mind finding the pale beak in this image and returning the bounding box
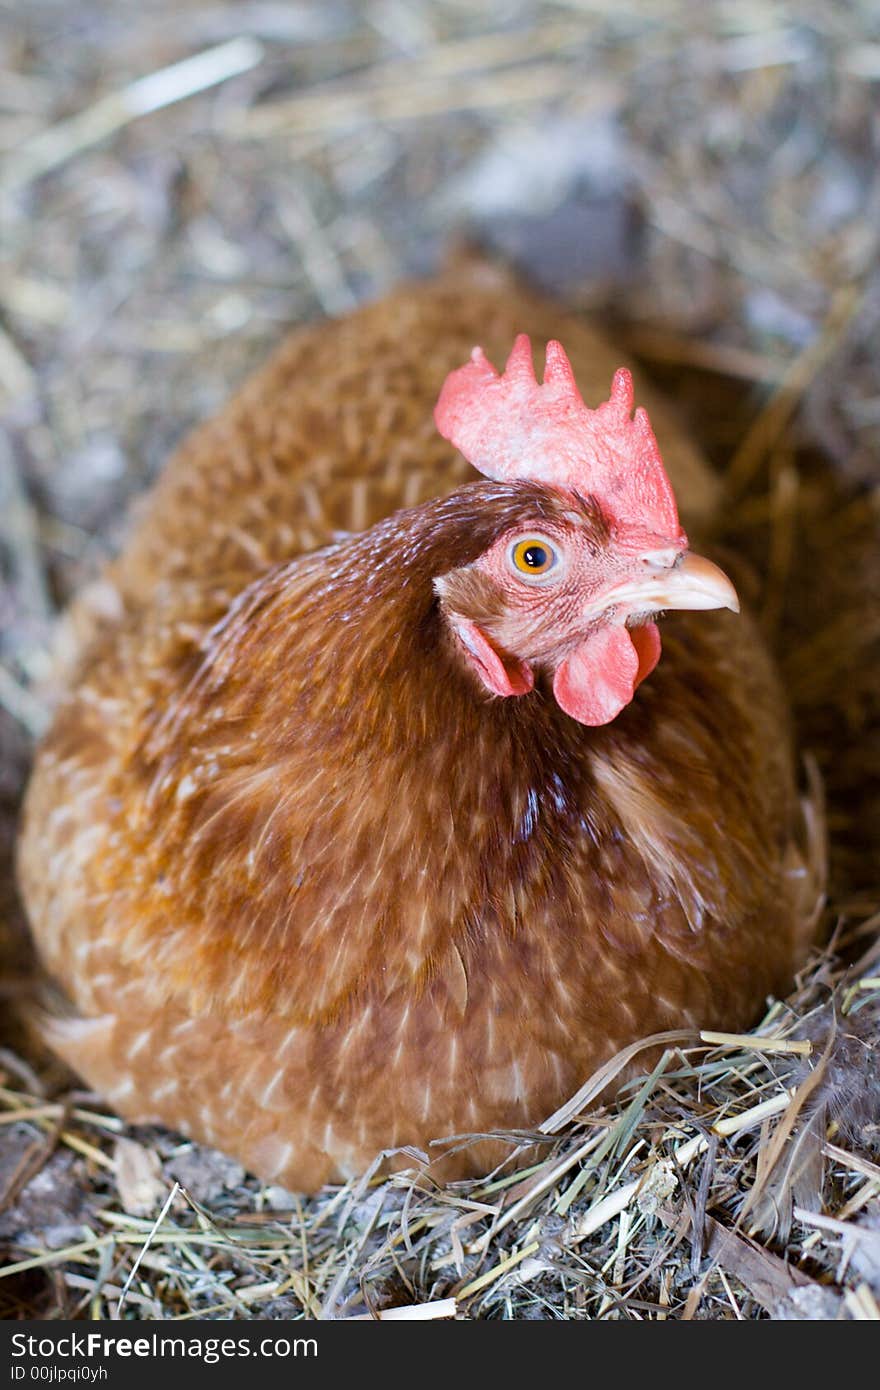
[599,551,740,617]
[647,551,740,613]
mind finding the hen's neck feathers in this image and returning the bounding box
[147,481,589,761]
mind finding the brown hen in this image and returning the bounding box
[17,262,817,1190]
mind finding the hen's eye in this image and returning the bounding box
[510,537,559,578]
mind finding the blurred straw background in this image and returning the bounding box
[1,0,879,1320]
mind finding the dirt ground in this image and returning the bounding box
[1,0,879,1319]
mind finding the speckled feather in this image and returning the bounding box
[18,265,814,1190]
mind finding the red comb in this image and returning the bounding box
[434,334,684,544]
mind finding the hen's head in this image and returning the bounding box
[433,335,738,726]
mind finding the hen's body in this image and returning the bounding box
[19,265,813,1189]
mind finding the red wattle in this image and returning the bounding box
[552,623,660,726]
[630,622,661,688]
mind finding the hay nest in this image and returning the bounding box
[1,0,879,1319]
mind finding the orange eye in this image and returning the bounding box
[510,537,559,577]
